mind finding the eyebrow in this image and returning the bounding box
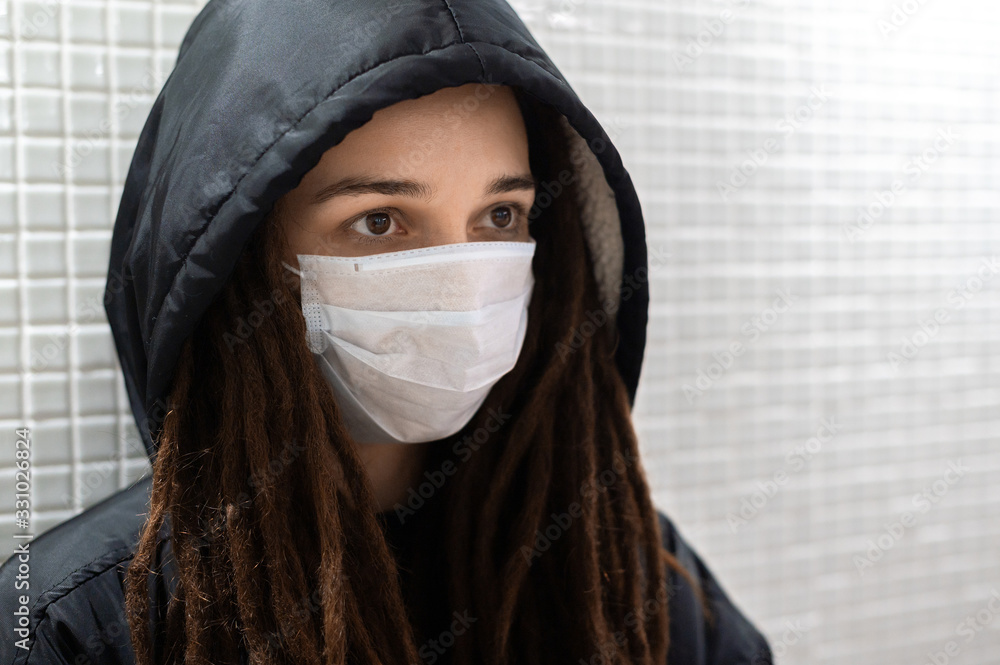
[310,173,537,204]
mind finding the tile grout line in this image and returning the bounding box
[109,0,127,488]
[12,1,34,478]
[61,0,82,515]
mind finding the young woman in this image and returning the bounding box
[0,1,771,664]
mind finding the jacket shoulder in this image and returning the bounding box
[0,476,152,665]
[656,509,773,665]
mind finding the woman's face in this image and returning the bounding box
[277,83,537,265]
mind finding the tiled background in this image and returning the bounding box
[1,0,998,663]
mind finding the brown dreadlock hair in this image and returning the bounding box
[124,88,706,665]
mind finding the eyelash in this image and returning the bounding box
[347,203,530,245]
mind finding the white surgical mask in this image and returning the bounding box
[282,240,536,444]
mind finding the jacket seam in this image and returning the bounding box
[440,0,466,42]
[440,0,488,77]
[467,43,488,79]
[146,41,566,355]
[18,546,136,665]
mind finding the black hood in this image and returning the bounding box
[104,0,651,462]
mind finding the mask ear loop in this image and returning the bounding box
[282,260,304,278]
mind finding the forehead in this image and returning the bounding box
[308,84,530,174]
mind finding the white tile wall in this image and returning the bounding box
[510,0,999,663]
[0,0,198,549]
[1,1,998,664]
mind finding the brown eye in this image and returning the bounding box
[364,212,392,235]
[490,206,514,228]
[348,210,399,244]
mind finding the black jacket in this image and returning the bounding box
[0,0,772,663]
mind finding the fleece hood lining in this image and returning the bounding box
[558,114,625,311]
